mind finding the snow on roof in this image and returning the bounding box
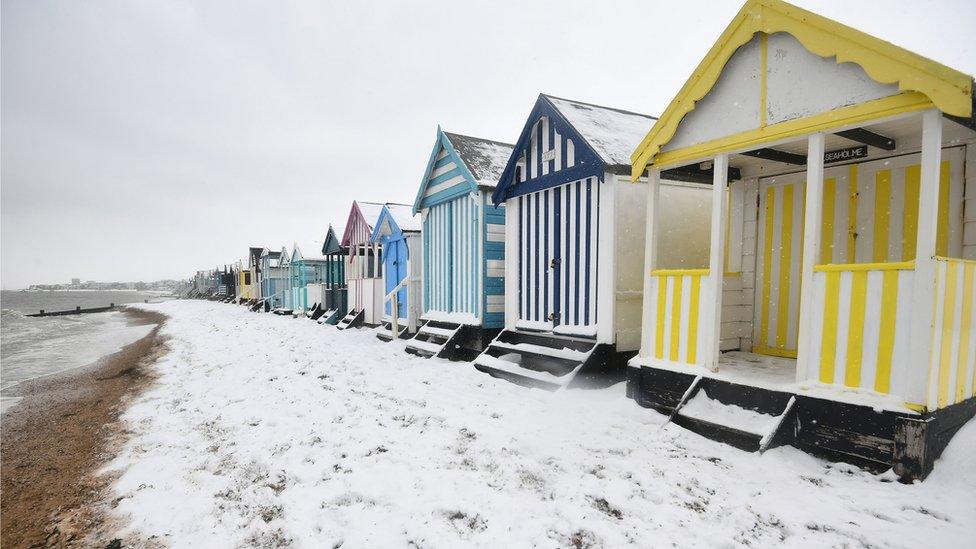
[384,203,421,232]
[444,132,514,189]
[544,94,657,167]
[294,241,329,262]
[356,201,386,228]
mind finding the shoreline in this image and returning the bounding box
[0,307,168,548]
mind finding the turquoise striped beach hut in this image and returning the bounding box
[404,128,513,361]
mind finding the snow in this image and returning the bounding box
[418,325,458,338]
[631,350,917,414]
[383,203,422,233]
[404,338,444,354]
[490,340,589,361]
[472,353,572,386]
[553,323,599,337]
[354,201,386,229]
[545,95,656,167]
[422,310,480,325]
[679,392,779,436]
[106,300,976,548]
[444,132,514,189]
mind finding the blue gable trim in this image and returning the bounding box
[369,205,405,245]
[412,127,478,214]
[421,183,472,210]
[491,95,605,205]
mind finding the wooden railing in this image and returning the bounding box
[929,257,976,408]
[647,269,710,365]
[808,261,915,395]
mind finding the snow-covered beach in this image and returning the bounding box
[105,300,976,548]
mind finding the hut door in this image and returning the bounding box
[754,177,805,358]
[519,187,558,330]
[519,177,600,333]
[386,239,408,318]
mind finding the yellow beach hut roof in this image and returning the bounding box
[631,0,974,179]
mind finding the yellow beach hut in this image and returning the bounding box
[627,0,975,480]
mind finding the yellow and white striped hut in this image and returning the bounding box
[627,0,975,480]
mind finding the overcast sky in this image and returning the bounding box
[2,0,974,289]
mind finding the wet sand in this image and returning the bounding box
[1,308,167,548]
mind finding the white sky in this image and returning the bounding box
[2,0,974,289]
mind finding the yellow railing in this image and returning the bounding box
[649,269,710,365]
[811,261,915,394]
[930,257,975,409]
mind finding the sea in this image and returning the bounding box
[0,290,169,414]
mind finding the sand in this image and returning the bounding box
[1,308,167,548]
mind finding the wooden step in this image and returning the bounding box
[671,390,794,453]
[473,354,568,391]
[405,321,461,358]
[472,330,598,391]
[418,325,457,339]
[482,345,583,377]
[498,330,595,352]
[336,309,363,330]
[405,338,444,357]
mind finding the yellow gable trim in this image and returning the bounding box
[652,92,933,169]
[632,0,974,180]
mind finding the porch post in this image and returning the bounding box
[638,169,661,358]
[706,155,729,371]
[908,109,943,409]
[796,132,826,381]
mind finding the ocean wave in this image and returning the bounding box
[1,309,27,320]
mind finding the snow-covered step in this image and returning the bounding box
[473,353,578,390]
[670,389,797,453]
[374,318,410,342]
[335,309,363,331]
[678,393,779,437]
[418,325,457,339]
[472,329,598,391]
[490,340,589,361]
[404,338,444,356]
[317,309,335,324]
[405,320,462,358]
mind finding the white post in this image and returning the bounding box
[504,196,521,330]
[908,109,943,409]
[795,133,826,381]
[391,292,399,336]
[707,155,729,371]
[638,169,661,358]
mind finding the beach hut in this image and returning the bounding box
[279,247,294,312]
[626,0,976,480]
[404,129,513,360]
[288,242,332,314]
[247,247,263,301]
[259,248,287,310]
[320,225,348,324]
[337,201,403,329]
[369,204,422,340]
[472,94,711,389]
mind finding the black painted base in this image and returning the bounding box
[626,365,976,481]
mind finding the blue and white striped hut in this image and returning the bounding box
[370,203,422,341]
[473,94,710,390]
[404,128,514,361]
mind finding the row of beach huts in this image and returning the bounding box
[183,0,976,480]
